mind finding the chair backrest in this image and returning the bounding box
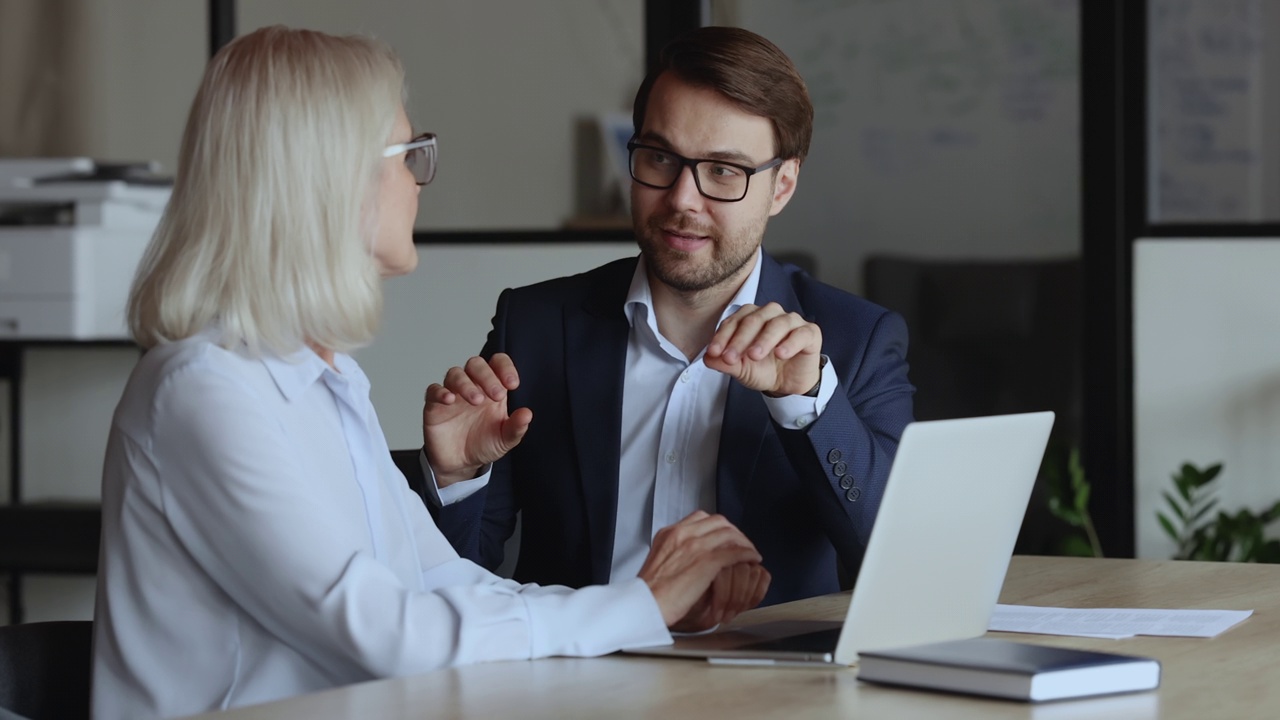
[390,449,429,504]
[863,255,1081,427]
[863,255,1082,556]
[0,621,92,720]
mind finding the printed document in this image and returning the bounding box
[989,604,1253,639]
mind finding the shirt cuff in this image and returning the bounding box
[762,354,837,430]
[523,576,673,658]
[419,449,492,507]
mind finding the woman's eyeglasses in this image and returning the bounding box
[383,132,437,186]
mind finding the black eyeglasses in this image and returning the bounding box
[383,132,437,186]
[626,140,782,202]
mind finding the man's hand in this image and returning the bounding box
[704,302,822,397]
[670,562,771,633]
[422,354,532,487]
[638,511,769,628]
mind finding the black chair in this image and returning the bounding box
[0,621,92,720]
[0,504,101,576]
[0,503,101,624]
[391,449,429,505]
[863,255,1082,555]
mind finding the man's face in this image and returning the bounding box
[631,73,799,295]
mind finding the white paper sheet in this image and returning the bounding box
[989,604,1253,639]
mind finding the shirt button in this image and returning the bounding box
[846,487,861,502]
[666,452,677,464]
[827,449,843,464]
[796,417,809,428]
[680,371,690,383]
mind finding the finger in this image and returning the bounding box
[645,544,762,625]
[749,566,772,608]
[672,590,715,633]
[721,304,786,362]
[488,353,521,390]
[771,323,822,361]
[707,304,757,358]
[501,407,534,449]
[646,524,759,587]
[663,513,744,545]
[443,365,487,405]
[691,521,761,558]
[656,511,714,540]
[641,515,758,585]
[745,313,808,361]
[718,565,767,627]
[464,356,507,401]
[710,566,738,625]
[701,545,766,582]
[423,383,457,407]
[686,528,763,567]
[677,510,712,524]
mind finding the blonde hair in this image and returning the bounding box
[129,26,406,356]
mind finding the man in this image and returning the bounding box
[419,26,914,606]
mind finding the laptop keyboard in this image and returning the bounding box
[740,627,842,653]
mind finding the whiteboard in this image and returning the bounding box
[1149,0,1280,221]
[717,0,1081,292]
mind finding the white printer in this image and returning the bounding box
[0,158,170,339]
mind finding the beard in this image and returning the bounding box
[635,210,764,294]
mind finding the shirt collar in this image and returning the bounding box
[261,345,367,402]
[623,247,764,330]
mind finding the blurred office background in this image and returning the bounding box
[2,0,1280,624]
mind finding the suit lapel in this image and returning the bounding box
[564,260,636,584]
[716,253,808,525]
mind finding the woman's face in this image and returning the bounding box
[372,105,421,277]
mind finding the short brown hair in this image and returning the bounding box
[632,26,813,164]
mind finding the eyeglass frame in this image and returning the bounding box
[383,132,437,186]
[625,139,784,202]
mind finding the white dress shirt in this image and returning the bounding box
[93,330,671,720]
[427,249,837,582]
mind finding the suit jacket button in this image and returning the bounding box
[846,487,861,502]
[840,476,854,490]
[827,449,843,464]
[832,460,848,477]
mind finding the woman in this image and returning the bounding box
[93,27,767,720]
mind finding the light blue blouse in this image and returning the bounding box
[92,331,671,720]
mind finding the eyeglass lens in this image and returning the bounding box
[406,143,436,185]
[629,146,749,201]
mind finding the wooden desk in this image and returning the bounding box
[188,557,1280,719]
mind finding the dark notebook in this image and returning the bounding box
[857,638,1161,702]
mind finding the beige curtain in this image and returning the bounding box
[0,0,91,156]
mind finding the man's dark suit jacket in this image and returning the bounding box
[429,251,915,605]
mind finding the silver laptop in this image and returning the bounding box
[623,411,1055,667]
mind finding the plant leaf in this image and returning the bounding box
[1157,512,1179,544]
[1174,468,1196,502]
[1201,463,1223,483]
[1188,498,1219,526]
[1162,492,1186,522]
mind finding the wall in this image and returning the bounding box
[1,0,642,622]
[717,0,1082,294]
[1133,239,1280,558]
[22,0,644,231]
